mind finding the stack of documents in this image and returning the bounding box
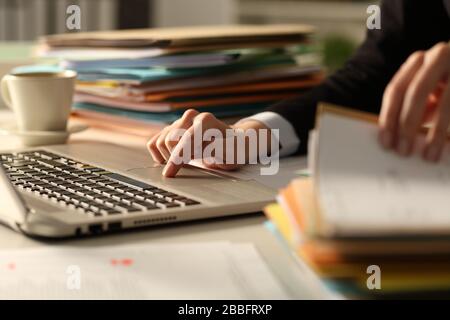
[36,25,323,135]
[264,103,450,298]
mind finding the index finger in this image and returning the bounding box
[162,126,197,177]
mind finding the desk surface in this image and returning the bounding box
[0,110,332,299]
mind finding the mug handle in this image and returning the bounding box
[1,75,13,109]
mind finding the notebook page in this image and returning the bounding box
[316,112,450,237]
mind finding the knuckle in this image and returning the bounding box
[437,47,450,61]
[434,42,450,53]
[146,141,153,150]
[385,81,399,96]
[195,112,214,122]
[406,80,426,102]
[431,42,450,62]
[147,137,157,149]
[183,109,199,119]
[156,138,166,150]
[164,134,176,147]
[383,82,402,103]
[410,50,425,61]
[148,143,160,156]
[177,118,190,128]
[399,114,415,133]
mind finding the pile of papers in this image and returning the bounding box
[36,25,323,136]
[264,103,450,298]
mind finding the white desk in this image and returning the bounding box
[0,110,332,299]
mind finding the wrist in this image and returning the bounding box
[232,120,272,163]
[233,119,270,132]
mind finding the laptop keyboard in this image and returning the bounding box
[0,150,200,218]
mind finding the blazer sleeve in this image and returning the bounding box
[265,0,411,154]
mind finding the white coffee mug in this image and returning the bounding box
[1,70,77,132]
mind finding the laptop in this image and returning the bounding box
[0,142,275,238]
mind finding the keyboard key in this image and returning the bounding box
[117,205,142,213]
[9,174,28,179]
[96,180,111,186]
[155,198,170,204]
[120,198,133,205]
[31,181,47,186]
[183,199,201,206]
[0,153,13,160]
[132,201,158,210]
[110,194,122,201]
[34,151,59,160]
[85,211,103,217]
[156,202,180,209]
[36,159,65,168]
[174,198,200,206]
[104,173,156,191]
[89,205,101,212]
[152,188,168,194]
[8,161,34,167]
[104,200,118,208]
[96,186,112,192]
[81,189,96,195]
[100,208,122,215]
[85,167,104,173]
[161,193,180,201]
[72,171,90,176]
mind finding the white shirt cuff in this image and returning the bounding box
[236,111,300,157]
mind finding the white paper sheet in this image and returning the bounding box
[316,112,450,236]
[0,242,289,300]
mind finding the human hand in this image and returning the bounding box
[147,109,271,177]
[378,42,450,162]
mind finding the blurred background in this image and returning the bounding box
[0,0,377,109]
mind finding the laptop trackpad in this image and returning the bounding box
[127,165,231,188]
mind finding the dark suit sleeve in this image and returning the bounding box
[266,0,411,154]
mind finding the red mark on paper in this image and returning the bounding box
[110,258,133,266]
[121,259,133,266]
[7,263,15,270]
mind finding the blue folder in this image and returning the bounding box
[73,102,269,123]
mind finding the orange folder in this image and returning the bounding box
[142,76,324,102]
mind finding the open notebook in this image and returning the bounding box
[313,104,450,237]
[263,104,450,297]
